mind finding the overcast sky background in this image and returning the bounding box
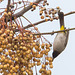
[0,0,75,75]
[47,0,75,75]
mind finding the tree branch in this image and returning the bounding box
[64,11,75,16]
[15,11,75,32]
[7,0,11,12]
[15,19,50,32]
[33,28,75,35]
[7,0,43,21]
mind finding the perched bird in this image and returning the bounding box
[52,11,69,60]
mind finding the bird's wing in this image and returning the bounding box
[64,31,69,47]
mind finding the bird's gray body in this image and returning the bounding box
[53,31,69,53]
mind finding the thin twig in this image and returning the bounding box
[19,17,23,27]
[22,15,33,25]
[15,19,49,32]
[33,28,75,35]
[64,11,75,16]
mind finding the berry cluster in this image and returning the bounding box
[0,0,54,75]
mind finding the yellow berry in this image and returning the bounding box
[46,70,51,75]
[23,71,26,75]
[45,19,48,22]
[15,65,19,69]
[5,8,7,12]
[42,64,46,68]
[41,15,44,19]
[12,67,16,71]
[21,67,25,71]
[0,65,3,69]
[32,5,36,9]
[15,58,18,61]
[50,65,53,68]
[4,12,8,16]
[40,11,43,15]
[4,65,7,68]
[10,69,13,73]
[8,12,11,16]
[30,2,33,5]
[5,52,9,55]
[0,48,3,52]
[56,6,60,9]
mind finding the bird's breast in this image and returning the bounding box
[53,33,67,53]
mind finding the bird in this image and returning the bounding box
[52,11,69,60]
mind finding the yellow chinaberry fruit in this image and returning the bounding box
[0,48,3,52]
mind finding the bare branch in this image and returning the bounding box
[64,11,75,16]
[7,0,11,12]
[7,0,43,21]
[15,10,75,32]
[15,11,75,30]
[6,0,75,33]
[33,28,75,35]
[14,19,49,32]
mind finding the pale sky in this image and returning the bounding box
[0,0,75,75]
